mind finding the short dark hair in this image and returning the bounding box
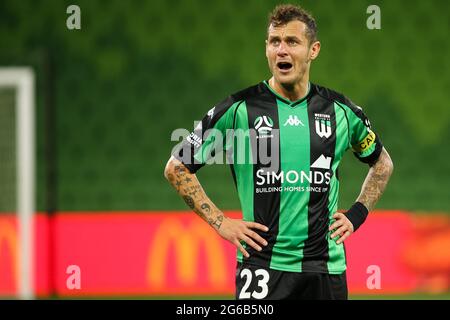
[268,4,318,44]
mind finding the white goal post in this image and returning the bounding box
[0,68,35,300]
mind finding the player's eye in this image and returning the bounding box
[270,39,280,46]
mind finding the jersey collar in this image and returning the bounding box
[263,80,313,107]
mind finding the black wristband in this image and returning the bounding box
[345,202,369,232]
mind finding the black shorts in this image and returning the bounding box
[235,263,348,300]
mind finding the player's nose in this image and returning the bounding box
[276,41,288,56]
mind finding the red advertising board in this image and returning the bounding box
[53,212,239,296]
[345,211,418,293]
[0,211,449,297]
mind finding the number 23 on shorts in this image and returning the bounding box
[238,268,270,299]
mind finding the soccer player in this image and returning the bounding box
[164,4,393,299]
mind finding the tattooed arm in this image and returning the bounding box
[330,147,393,244]
[164,156,268,257]
[356,147,394,211]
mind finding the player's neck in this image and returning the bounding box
[269,77,310,102]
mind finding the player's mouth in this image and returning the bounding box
[276,62,293,73]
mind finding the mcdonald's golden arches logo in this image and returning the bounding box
[147,218,227,290]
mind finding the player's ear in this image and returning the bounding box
[309,41,321,60]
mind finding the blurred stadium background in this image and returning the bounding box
[0,0,449,299]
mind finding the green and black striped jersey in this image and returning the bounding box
[173,81,383,274]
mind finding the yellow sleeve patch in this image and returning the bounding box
[353,131,376,153]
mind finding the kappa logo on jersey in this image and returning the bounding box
[314,113,331,138]
[283,115,305,127]
[254,116,274,138]
[207,106,215,119]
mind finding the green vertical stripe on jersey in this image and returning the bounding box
[232,102,253,262]
[270,99,310,272]
[326,102,349,273]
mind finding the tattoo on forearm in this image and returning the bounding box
[183,195,195,209]
[167,173,175,183]
[202,203,225,229]
[357,150,393,211]
[169,161,224,230]
[174,165,186,176]
[210,215,224,229]
[183,185,203,200]
[201,203,211,215]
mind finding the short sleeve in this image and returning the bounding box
[172,96,238,173]
[339,99,383,164]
